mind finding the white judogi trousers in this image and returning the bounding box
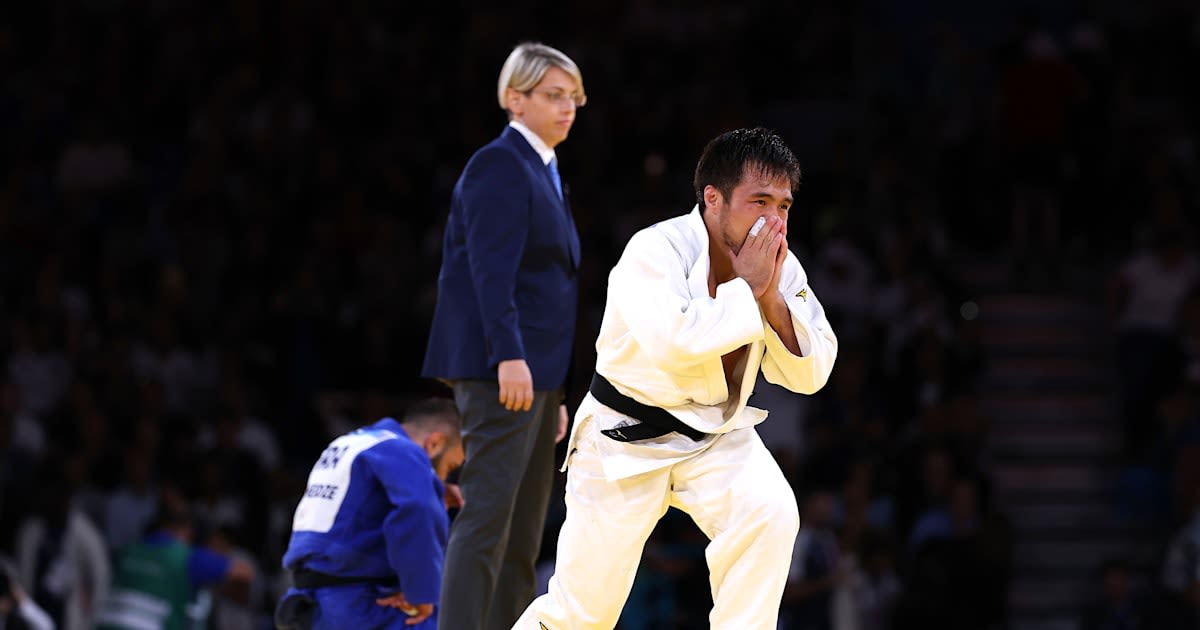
[513,416,800,629]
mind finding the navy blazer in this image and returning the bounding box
[422,126,581,391]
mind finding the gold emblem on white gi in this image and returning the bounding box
[748,216,767,237]
[795,288,807,301]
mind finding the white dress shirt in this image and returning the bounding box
[573,206,838,479]
[508,120,556,166]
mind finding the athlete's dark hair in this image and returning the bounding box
[693,127,801,212]
[401,397,462,437]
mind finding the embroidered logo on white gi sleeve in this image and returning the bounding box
[292,429,397,533]
[795,287,808,301]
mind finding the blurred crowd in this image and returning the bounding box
[0,0,1199,628]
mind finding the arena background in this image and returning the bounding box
[0,0,1198,629]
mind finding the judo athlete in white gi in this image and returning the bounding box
[276,399,465,629]
[514,127,838,629]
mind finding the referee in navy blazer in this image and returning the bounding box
[422,42,585,630]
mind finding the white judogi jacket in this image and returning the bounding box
[573,206,838,480]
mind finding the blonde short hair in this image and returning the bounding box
[497,42,585,112]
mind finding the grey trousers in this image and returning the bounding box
[437,381,561,630]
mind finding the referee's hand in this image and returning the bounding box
[556,404,569,443]
[498,359,534,412]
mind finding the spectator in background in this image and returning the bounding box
[1154,383,1200,521]
[0,555,55,630]
[195,380,282,473]
[898,476,1011,630]
[834,459,895,536]
[6,319,71,419]
[996,31,1077,284]
[1106,228,1200,457]
[13,464,108,630]
[909,476,980,548]
[0,383,41,549]
[785,490,844,630]
[205,526,266,630]
[1079,558,1155,630]
[0,382,44,462]
[192,405,267,553]
[1177,289,1200,386]
[620,516,689,630]
[895,445,956,541]
[95,487,254,630]
[55,115,133,201]
[102,448,158,554]
[832,531,900,630]
[1163,485,1200,626]
[808,230,875,343]
[421,42,583,630]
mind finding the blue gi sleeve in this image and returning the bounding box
[460,147,531,367]
[359,441,448,606]
[188,547,233,588]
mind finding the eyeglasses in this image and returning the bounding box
[528,89,587,108]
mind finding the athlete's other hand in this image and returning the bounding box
[376,592,434,625]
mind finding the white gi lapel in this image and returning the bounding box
[684,208,710,306]
[682,207,769,433]
[733,342,770,431]
[683,208,732,405]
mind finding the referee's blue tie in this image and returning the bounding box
[548,158,564,200]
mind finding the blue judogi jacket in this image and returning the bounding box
[282,418,448,606]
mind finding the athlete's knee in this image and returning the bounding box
[773,491,801,539]
[739,486,799,545]
[759,491,799,539]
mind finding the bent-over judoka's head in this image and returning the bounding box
[694,128,801,255]
[401,398,465,481]
[498,42,586,149]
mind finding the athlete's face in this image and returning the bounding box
[427,434,465,482]
[704,165,792,255]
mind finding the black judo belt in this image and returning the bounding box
[589,373,708,442]
[276,569,399,630]
[291,569,397,590]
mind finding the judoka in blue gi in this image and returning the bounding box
[276,399,465,629]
